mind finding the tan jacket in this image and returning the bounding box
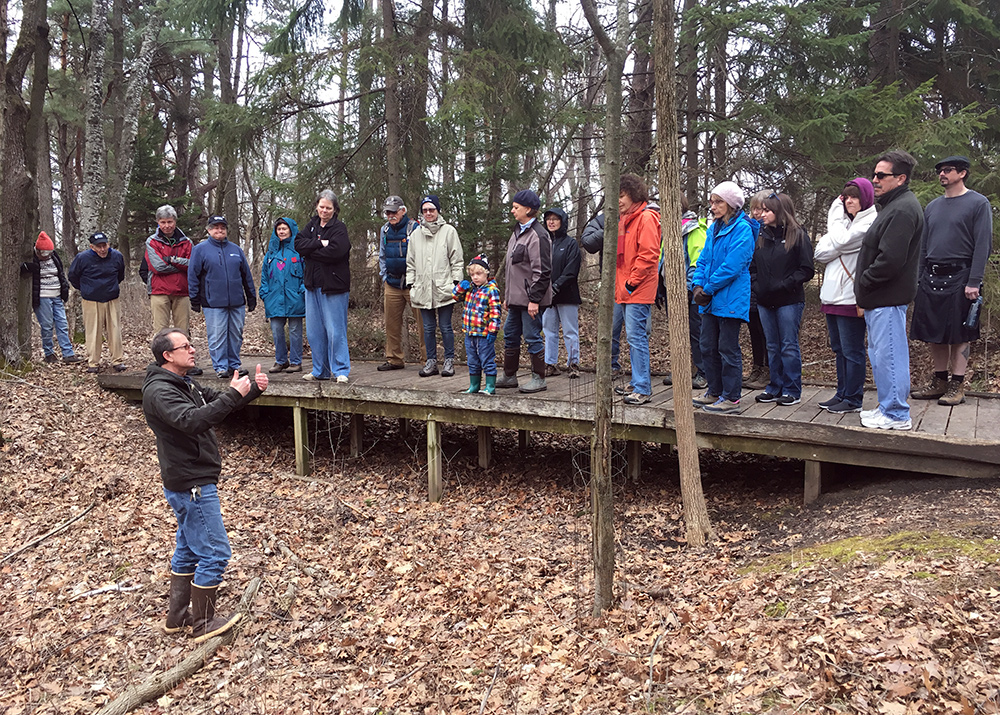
[406,219,464,309]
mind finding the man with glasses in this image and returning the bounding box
[910,155,993,407]
[142,328,268,642]
[377,195,423,370]
[855,149,924,430]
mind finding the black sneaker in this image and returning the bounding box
[217,370,231,379]
[63,355,83,364]
[755,391,781,403]
[826,400,861,414]
[776,394,801,406]
[113,364,127,373]
[377,362,404,371]
[818,395,841,410]
[662,373,673,386]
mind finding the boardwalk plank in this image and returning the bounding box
[975,397,1000,440]
[945,396,978,439]
[914,399,948,434]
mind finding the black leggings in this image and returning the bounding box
[748,306,768,368]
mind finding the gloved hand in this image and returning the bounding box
[655,279,666,310]
[486,333,496,346]
[692,286,711,306]
[459,279,471,291]
[551,282,560,298]
[190,300,202,313]
[625,282,637,295]
[247,300,257,313]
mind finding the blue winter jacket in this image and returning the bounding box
[259,218,305,319]
[692,212,759,322]
[379,214,418,289]
[68,247,125,302]
[189,236,257,311]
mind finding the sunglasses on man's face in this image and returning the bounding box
[873,171,899,180]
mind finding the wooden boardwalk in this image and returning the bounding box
[98,358,1000,503]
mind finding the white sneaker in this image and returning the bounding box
[860,411,911,430]
[336,375,349,384]
[860,407,880,420]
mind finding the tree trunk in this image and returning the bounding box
[710,14,727,176]
[679,0,700,208]
[381,0,402,197]
[216,11,239,240]
[867,0,902,86]
[653,0,714,548]
[623,0,654,175]
[581,0,626,617]
[78,0,110,241]
[403,0,433,198]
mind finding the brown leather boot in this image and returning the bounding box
[519,352,548,393]
[495,349,520,388]
[162,571,194,634]
[190,583,242,643]
[937,379,966,406]
[912,373,948,399]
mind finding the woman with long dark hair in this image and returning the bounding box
[751,193,814,406]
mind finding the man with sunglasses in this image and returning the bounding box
[142,328,268,642]
[377,196,424,370]
[855,149,924,430]
[910,156,993,407]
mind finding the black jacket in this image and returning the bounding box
[750,225,814,309]
[855,184,924,309]
[295,215,351,294]
[546,208,582,305]
[142,364,261,492]
[20,251,70,309]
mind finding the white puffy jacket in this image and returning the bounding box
[813,198,878,306]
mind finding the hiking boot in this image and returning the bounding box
[703,398,741,413]
[544,363,560,377]
[190,584,242,643]
[480,374,497,395]
[87,366,100,374]
[567,363,580,379]
[742,365,768,390]
[418,359,438,377]
[162,572,194,634]
[286,364,301,372]
[464,375,482,393]
[693,391,719,406]
[623,392,651,405]
[937,380,966,406]
[692,373,708,390]
[44,354,57,364]
[63,355,83,364]
[912,374,948,400]
[613,384,633,396]
[377,361,404,371]
[441,358,455,377]
[269,362,289,373]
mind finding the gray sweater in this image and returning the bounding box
[921,190,993,286]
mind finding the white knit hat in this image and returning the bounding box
[711,181,745,210]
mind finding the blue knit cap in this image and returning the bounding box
[512,189,540,211]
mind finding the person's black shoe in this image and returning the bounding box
[217,370,231,379]
[377,362,404,371]
[44,354,58,364]
[755,391,780,403]
[113,363,127,373]
[236,368,248,378]
[662,373,673,386]
[63,355,84,364]
[188,366,203,376]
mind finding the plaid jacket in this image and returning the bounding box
[453,279,502,337]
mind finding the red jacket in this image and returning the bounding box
[145,228,192,296]
[615,203,661,304]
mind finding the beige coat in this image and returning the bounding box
[406,219,464,309]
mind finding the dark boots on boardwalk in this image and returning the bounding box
[912,372,966,406]
[495,350,547,393]
[163,575,242,642]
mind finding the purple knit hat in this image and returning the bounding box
[845,178,875,211]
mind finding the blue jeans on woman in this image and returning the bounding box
[421,304,455,361]
[623,303,652,396]
[542,304,580,365]
[270,317,303,366]
[504,306,544,355]
[163,484,232,588]
[700,313,743,401]
[825,313,866,408]
[758,302,805,398]
[305,289,351,379]
[34,296,77,358]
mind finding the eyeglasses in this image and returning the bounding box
[167,342,194,352]
[767,192,779,200]
[384,210,400,216]
[873,171,899,180]
[421,207,438,213]
[937,167,957,175]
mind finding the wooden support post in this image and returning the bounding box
[427,420,442,502]
[477,426,493,469]
[398,417,410,438]
[804,460,825,505]
[350,414,364,457]
[518,429,530,450]
[626,440,642,482]
[293,406,309,477]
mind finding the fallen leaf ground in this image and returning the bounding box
[2,289,999,714]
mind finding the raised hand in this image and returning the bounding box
[230,371,252,396]
[254,363,269,391]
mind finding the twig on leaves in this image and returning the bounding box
[647,633,664,702]
[373,664,424,696]
[0,502,97,565]
[95,577,261,715]
[478,664,500,715]
[69,580,142,601]
[0,369,75,413]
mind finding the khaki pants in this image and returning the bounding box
[82,298,123,367]
[384,283,424,366]
[150,294,191,335]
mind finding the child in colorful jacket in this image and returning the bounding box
[453,253,502,394]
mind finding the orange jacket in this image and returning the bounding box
[615,203,661,304]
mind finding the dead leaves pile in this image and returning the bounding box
[2,365,999,714]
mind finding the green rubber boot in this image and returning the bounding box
[464,374,482,393]
[480,374,496,395]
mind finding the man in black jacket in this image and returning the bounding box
[855,149,924,431]
[142,328,268,642]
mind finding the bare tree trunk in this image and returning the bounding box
[623,0,654,175]
[653,0,714,548]
[216,11,239,240]
[679,0,700,208]
[403,0,433,198]
[867,0,902,85]
[710,16,727,176]
[581,0,626,617]
[78,0,111,241]
[37,120,56,237]
[381,0,402,196]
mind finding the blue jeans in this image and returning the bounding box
[826,313,866,407]
[758,302,804,398]
[700,313,743,401]
[203,306,246,373]
[421,304,455,361]
[270,317,303,366]
[611,302,652,371]
[465,335,497,376]
[504,306,544,356]
[542,303,580,365]
[34,297,76,358]
[163,484,232,588]
[865,305,910,421]
[623,303,653,395]
[305,289,350,379]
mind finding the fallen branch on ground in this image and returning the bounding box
[95,577,261,715]
[1,502,96,565]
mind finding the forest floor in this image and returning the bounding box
[2,287,1000,714]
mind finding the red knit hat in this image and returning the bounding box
[35,231,55,251]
